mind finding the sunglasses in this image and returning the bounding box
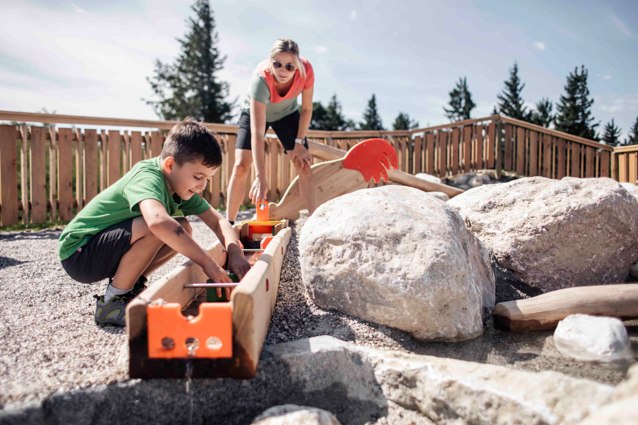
[272,61,296,72]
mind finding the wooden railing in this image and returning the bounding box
[0,110,631,226]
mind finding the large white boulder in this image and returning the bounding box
[553,314,633,362]
[448,177,638,292]
[300,185,494,342]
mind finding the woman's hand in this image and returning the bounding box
[249,176,269,204]
[290,143,312,170]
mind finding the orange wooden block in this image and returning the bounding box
[147,302,233,359]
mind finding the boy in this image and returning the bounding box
[59,118,250,327]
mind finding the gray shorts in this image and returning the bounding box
[61,219,133,283]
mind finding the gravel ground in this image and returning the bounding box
[1,211,637,410]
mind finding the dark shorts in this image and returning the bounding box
[236,110,309,152]
[61,219,134,283]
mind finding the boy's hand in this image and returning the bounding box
[249,176,269,204]
[204,262,234,299]
[228,247,250,280]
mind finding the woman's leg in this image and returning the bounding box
[292,155,317,215]
[226,150,253,221]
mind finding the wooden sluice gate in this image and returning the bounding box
[127,204,290,379]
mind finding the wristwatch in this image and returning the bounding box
[294,138,305,146]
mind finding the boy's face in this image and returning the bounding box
[164,157,217,200]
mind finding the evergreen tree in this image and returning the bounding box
[145,0,234,123]
[602,119,622,147]
[359,94,384,130]
[622,116,638,146]
[443,77,475,122]
[530,98,554,128]
[496,62,530,121]
[555,65,599,140]
[310,94,352,130]
[310,101,328,130]
[392,112,419,130]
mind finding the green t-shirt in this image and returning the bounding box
[58,156,210,260]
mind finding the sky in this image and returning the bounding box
[1,0,637,139]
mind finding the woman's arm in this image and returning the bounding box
[290,86,314,169]
[249,99,269,202]
[297,86,314,140]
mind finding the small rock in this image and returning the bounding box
[554,314,633,362]
[252,404,341,425]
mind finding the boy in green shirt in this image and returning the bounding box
[59,119,249,327]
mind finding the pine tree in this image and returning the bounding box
[392,112,419,130]
[602,119,622,147]
[530,98,554,128]
[443,77,475,122]
[324,94,351,130]
[145,0,234,123]
[310,102,328,130]
[622,116,638,146]
[359,94,384,130]
[555,65,599,140]
[496,63,530,121]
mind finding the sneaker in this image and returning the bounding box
[94,292,135,327]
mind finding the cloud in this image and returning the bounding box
[610,13,633,37]
[603,74,612,81]
[314,45,328,54]
[350,10,357,21]
[533,41,546,51]
[70,3,89,15]
[597,94,638,114]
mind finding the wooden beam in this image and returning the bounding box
[493,284,638,331]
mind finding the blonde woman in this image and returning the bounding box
[226,38,317,222]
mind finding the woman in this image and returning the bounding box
[226,38,317,222]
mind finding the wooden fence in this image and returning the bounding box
[0,110,632,227]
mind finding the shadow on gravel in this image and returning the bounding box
[0,229,61,241]
[0,256,25,269]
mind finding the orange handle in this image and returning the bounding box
[256,201,269,221]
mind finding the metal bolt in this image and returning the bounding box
[161,337,175,350]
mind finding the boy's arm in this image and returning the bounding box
[139,199,231,283]
[197,207,250,279]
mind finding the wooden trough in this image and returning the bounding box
[127,212,290,379]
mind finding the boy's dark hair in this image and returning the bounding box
[161,118,223,168]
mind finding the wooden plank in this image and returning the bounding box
[493,284,638,331]
[108,130,122,186]
[504,124,513,172]
[20,127,29,224]
[0,125,19,226]
[487,122,496,169]
[542,135,552,178]
[528,131,538,176]
[74,130,84,210]
[463,125,472,172]
[425,132,435,174]
[516,127,525,175]
[150,131,163,157]
[438,131,448,177]
[475,124,484,170]
[48,128,58,222]
[556,139,566,179]
[84,130,98,205]
[585,147,595,178]
[130,131,143,167]
[30,126,48,223]
[121,132,130,174]
[99,131,107,192]
[451,128,459,174]
[629,153,637,184]
[600,151,611,178]
[618,153,628,182]
[413,135,423,174]
[570,142,581,177]
[57,128,74,221]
